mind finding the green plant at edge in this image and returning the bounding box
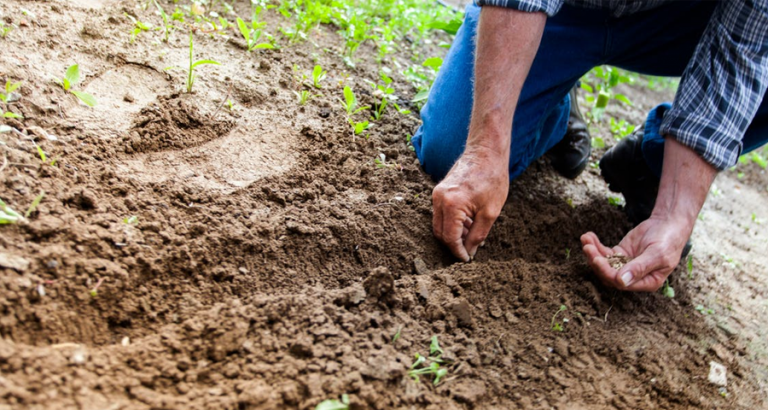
[312,65,327,89]
[551,305,567,332]
[153,0,174,42]
[186,33,220,93]
[53,65,97,107]
[2,80,23,119]
[315,394,349,410]
[125,13,153,43]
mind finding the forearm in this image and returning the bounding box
[651,137,718,226]
[467,7,546,158]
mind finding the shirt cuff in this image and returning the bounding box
[475,0,563,17]
[659,109,742,171]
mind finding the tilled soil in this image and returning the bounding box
[0,1,766,409]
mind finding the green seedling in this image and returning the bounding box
[350,119,369,136]
[392,326,402,344]
[393,102,411,116]
[312,65,327,89]
[185,33,220,93]
[54,65,97,107]
[752,213,763,224]
[608,196,624,207]
[609,117,635,139]
[581,66,633,121]
[153,0,174,42]
[374,153,401,170]
[125,13,153,43]
[661,280,675,298]
[123,216,139,225]
[315,394,349,410]
[695,304,714,315]
[0,21,13,38]
[236,17,274,52]
[564,248,571,260]
[293,90,318,106]
[0,192,44,224]
[89,277,105,297]
[0,80,20,104]
[686,254,693,279]
[33,142,57,166]
[407,336,449,386]
[371,98,387,120]
[406,134,415,152]
[551,305,567,332]
[592,137,606,149]
[0,198,23,224]
[339,85,369,116]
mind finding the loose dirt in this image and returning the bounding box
[607,255,629,270]
[1,1,766,409]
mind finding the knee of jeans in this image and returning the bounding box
[412,122,465,181]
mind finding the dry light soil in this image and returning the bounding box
[1,1,767,409]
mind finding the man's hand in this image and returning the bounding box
[582,137,717,291]
[430,7,546,261]
[581,216,691,291]
[433,146,509,262]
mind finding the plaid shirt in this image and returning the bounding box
[476,0,768,171]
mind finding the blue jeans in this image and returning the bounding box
[412,1,768,181]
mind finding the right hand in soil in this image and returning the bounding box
[432,147,509,262]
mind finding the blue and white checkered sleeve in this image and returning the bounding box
[660,0,768,171]
[475,0,564,17]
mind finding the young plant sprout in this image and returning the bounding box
[312,65,327,89]
[185,33,220,93]
[339,85,368,116]
[54,65,97,107]
[1,80,22,119]
[236,17,274,52]
[407,336,450,386]
[315,394,349,410]
[0,192,45,224]
[661,280,675,298]
[153,0,174,42]
[293,90,318,106]
[551,305,567,332]
[125,13,153,43]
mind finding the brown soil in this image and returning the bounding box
[1,1,766,409]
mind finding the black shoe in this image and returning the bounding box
[600,128,692,259]
[548,87,592,179]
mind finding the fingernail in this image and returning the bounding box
[620,271,633,287]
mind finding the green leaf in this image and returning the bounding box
[595,91,610,109]
[315,397,349,410]
[427,17,462,35]
[25,191,44,218]
[661,280,675,298]
[614,93,632,106]
[430,335,444,356]
[592,137,605,149]
[3,112,22,119]
[65,64,80,88]
[71,91,97,107]
[36,145,46,162]
[236,17,250,43]
[6,81,21,94]
[412,89,429,103]
[422,57,443,71]
[343,85,355,112]
[579,82,594,93]
[191,59,221,69]
[252,43,274,49]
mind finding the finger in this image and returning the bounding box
[462,226,469,239]
[442,210,470,262]
[580,232,613,256]
[625,269,667,292]
[432,195,444,241]
[465,210,498,259]
[614,248,668,289]
[461,217,472,239]
[588,252,620,286]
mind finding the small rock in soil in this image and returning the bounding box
[363,266,395,302]
[413,258,430,275]
[708,361,727,386]
[608,254,630,269]
[0,252,30,272]
[449,299,474,328]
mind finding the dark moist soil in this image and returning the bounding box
[0,1,765,409]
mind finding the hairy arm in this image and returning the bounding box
[432,7,546,261]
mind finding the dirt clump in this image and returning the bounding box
[608,254,629,269]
